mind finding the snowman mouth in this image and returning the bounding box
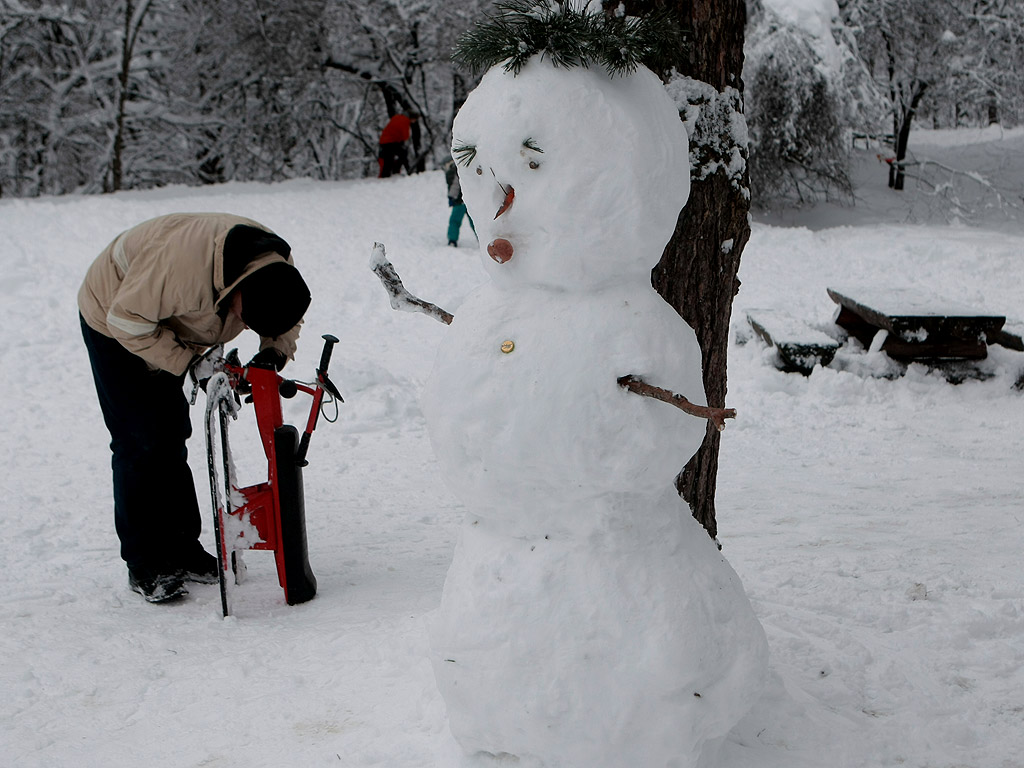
[487,238,514,263]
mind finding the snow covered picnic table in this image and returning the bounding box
[746,285,1024,375]
[827,285,1013,361]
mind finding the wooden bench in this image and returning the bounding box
[827,286,1009,361]
[746,309,840,375]
[989,320,1024,352]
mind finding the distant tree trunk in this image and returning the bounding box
[109,0,151,193]
[410,118,424,173]
[881,27,928,192]
[109,0,133,192]
[610,0,750,541]
[889,82,927,190]
[987,92,998,125]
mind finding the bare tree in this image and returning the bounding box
[323,0,491,175]
[0,0,204,195]
[839,0,1024,190]
[0,1,121,196]
[2,0,479,194]
[110,0,154,192]
[163,0,333,183]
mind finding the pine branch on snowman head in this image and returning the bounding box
[452,0,685,77]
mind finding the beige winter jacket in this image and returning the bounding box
[78,213,302,376]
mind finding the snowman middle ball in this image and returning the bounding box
[422,59,704,523]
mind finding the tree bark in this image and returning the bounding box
[109,0,152,193]
[110,0,134,193]
[890,83,927,191]
[654,170,748,541]
[610,0,749,540]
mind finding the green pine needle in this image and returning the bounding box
[453,1,685,77]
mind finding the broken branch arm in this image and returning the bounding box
[370,242,454,325]
[617,374,736,432]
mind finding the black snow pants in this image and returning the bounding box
[80,314,204,576]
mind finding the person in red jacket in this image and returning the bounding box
[378,111,419,177]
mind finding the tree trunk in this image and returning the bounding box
[611,0,750,540]
[889,107,899,188]
[891,83,927,191]
[110,0,134,193]
[897,82,929,191]
[410,118,424,173]
[109,0,152,193]
[654,173,747,541]
[892,112,910,190]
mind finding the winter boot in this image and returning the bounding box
[129,569,188,603]
[178,548,219,584]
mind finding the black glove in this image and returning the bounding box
[247,348,288,372]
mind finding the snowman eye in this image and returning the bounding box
[476,166,483,175]
[522,138,544,170]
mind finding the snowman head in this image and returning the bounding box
[452,57,690,291]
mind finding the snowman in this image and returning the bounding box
[375,13,768,766]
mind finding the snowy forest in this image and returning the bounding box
[2,0,1022,205]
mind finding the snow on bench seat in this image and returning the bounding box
[746,308,839,375]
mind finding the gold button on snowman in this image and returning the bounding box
[500,340,515,354]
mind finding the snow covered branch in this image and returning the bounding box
[617,375,736,432]
[370,243,454,325]
[895,156,1024,219]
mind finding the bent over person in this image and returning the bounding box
[78,213,311,603]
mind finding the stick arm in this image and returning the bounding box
[370,242,454,325]
[617,374,736,432]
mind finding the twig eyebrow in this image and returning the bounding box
[453,142,477,167]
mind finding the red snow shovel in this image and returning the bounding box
[200,334,342,617]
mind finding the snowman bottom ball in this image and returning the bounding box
[429,489,769,768]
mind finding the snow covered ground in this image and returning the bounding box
[3,128,1023,767]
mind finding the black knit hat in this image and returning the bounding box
[238,262,311,338]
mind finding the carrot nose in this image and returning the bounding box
[494,186,515,219]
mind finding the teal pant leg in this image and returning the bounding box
[448,203,468,243]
